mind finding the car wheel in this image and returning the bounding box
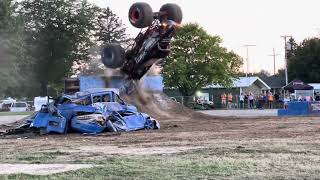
[159,3,183,24]
[101,43,125,68]
[144,119,155,129]
[153,120,160,129]
[128,2,154,28]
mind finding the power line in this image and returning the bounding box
[243,44,256,77]
[281,35,292,85]
[268,48,280,75]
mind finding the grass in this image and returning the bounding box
[1,141,320,179]
[0,111,34,116]
[17,151,70,163]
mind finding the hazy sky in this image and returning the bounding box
[89,0,320,74]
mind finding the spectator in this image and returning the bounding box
[227,93,233,109]
[248,92,254,108]
[263,93,267,109]
[283,95,290,109]
[244,92,249,108]
[258,94,265,109]
[305,95,311,102]
[239,93,244,109]
[315,92,320,101]
[221,93,227,108]
[274,93,279,101]
[268,92,273,109]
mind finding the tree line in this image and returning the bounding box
[0,0,128,98]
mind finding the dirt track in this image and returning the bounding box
[1,114,320,176]
[1,115,320,153]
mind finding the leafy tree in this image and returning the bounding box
[78,6,129,75]
[16,0,129,96]
[18,0,98,96]
[237,70,270,81]
[94,7,129,46]
[163,23,242,97]
[0,0,24,97]
[288,38,320,82]
[286,37,297,59]
[0,0,15,32]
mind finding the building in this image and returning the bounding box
[164,76,271,107]
[204,76,271,95]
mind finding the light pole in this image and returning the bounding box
[243,44,256,77]
[281,35,292,85]
[268,48,280,75]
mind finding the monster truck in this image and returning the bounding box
[101,2,182,80]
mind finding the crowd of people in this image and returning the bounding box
[220,91,281,109]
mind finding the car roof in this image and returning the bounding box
[62,88,120,100]
[83,88,119,95]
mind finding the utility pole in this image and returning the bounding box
[243,44,256,77]
[281,35,292,85]
[268,48,280,75]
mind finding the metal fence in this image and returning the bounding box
[169,95,284,110]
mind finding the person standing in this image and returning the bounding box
[248,92,254,108]
[239,93,244,109]
[221,92,226,109]
[268,92,274,109]
[263,93,267,109]
[227,93,233,109]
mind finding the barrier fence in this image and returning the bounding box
[169,95,284,110]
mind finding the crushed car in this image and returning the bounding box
[11,88,159,135]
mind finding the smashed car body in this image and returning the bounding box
[19,88,159,134]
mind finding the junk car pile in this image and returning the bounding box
[8,88,159,135]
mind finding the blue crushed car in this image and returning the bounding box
[28,88,159,134]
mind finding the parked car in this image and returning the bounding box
[10,102,29,112]
[0,98,16,111]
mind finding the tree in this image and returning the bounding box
[286,37,297,59]
[78,6,129,75]
[18,0,98,96]
[0,0,24,97]
[94,7,129,46]
[163,23,242,97]
[288,38,320,82]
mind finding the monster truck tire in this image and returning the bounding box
[101,43,125,68]
[159,3,183,24]
[128,2,153,28]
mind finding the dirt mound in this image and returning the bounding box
[122,87,209,120]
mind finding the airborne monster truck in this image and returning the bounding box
[101,2,182,80]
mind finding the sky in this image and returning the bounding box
[89,0,320,75]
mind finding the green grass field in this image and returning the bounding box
[1,140,320,180]
[0,111,34,116]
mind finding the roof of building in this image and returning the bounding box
[205,76,271,90]
[308,83,320,90]
[263,75,286,88]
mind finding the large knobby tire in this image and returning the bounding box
[101,43,125,69]
[159,3,183,24]
[128,2,153,28]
